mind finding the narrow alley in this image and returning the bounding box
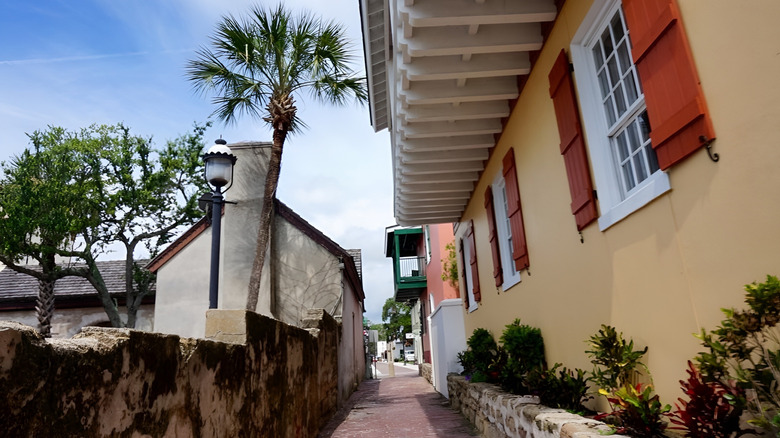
[318,362,479,438]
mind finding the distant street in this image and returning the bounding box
[319,362,478,437]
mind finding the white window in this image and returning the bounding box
[461,237,478,313]
[492,175,521,289]
[571,0,670,230]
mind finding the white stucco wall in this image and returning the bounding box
[338,277,366,404]
[274,218,343,327]
[0,304,154,338]
[153,226,211,338]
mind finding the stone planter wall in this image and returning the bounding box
[420,362,433,384]
[447,375,628,438]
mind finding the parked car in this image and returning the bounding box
[405,351,415,362]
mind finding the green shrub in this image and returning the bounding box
[458,328,500,382]
[693,275,780,436]
[585,324,648,395]
[526,364,592,414]
[607,383,670,438]
[499,319,546,394]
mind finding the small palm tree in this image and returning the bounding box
[187,4,367,311]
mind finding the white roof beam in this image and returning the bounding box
[401,119,503,138]
[401,161,483,175]
[402,53,531,82]
[400,148,489,164]
[403,77,518,105]
[400,172,480,184]
[402,23,542,58]
[401,101,510,123]
[402,0,557,28]
[399,135,495,152]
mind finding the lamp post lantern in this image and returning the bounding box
[203,139,237,309]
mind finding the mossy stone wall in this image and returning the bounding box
[0,310,340,437]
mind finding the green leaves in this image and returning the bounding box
[187,3,367,133]
[0,122,210,327]
[586,324,649,393]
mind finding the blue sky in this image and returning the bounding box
[0,0,394,324]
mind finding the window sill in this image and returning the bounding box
[598,171,671,231]
[501,275,521,291]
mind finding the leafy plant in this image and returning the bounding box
[607,383,671,438]
[499,319,546,394]
[526,364,592,414]
[440,241,459,289]
[694,275,780,436]
[586,324,648,395]
[458,328,500,382]
[669,361,746,438]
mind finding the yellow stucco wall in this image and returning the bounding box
[457,0,780,404]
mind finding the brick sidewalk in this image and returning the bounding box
[318,362,478,438]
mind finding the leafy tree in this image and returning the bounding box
[187,4,367,312]
[380,298,411,342]
[0,123,209,330]
[0,128,102,336]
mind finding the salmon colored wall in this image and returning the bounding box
[455,0,780,406]
[426,224,460,308]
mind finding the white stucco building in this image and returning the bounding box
[148,141,367,402]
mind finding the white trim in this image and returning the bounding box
[462,236,479,313]
[492,173,522,289]
[597,171,670,230]
[571,0,670,231]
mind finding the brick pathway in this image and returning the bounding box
[318,362,479,438]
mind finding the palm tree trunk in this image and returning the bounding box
[246,126,286,311]
[36,279,55,337]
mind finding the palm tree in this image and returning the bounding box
[187,4,367,311]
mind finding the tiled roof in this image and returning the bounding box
[346,249,362,280]
[0,260,153,309]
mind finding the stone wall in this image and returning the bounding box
[0,309,342,437]
[420,362,433,384]
[447,375,628,438]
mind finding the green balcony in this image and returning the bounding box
[385,226,427,302]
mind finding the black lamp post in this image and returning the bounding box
[203,139,237,309]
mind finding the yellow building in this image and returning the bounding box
[361,0,780,404]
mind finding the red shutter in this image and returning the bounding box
[623,0,715,169]
[467,221,481,302]
[502,149,529,271]
[459,237,469,309]
[484,186,503,286]
[548,49,598,230]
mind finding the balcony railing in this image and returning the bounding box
[398,256,426,281]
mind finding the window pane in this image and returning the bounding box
[592,42,604,68]
[611,12,625,45]
[614,83,627,116]
[625,71,638,105]
[645,145,660,173]
[616,131,629,161]
[638,110,651,141]
[598,70,610,98]
[607,56,620,88]
[627,119,641,152]
[617,42,631,75]
[622,161,636,191]
[633,153,648,182]
[601,28,613,55]
[604,96,617,126]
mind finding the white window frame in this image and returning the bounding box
[492,174,522,289]
[570,0,671,231]
[461,237,479,313]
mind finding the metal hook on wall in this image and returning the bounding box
[700,135,719,163]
